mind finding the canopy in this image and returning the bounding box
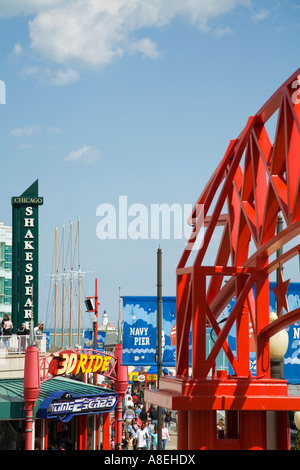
[0,376,116,420]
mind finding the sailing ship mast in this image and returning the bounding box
[51,220,83,350]
[78,218,81,346]
[69,221,73,348]
[54,227,58,349]
[62,224,65,349]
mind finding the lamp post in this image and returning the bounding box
[84,278,99,351]
[268,311,289,449]
[294,412,300,449]
[269,311,289,379]
[157,247,163,450]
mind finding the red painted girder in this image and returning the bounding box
[144,376,300,411]
[255,68,300,124]
[261,307,300,339]
[264,243,300,275]
[194,117,256,268]
[206,225,300,323]
[204,273,256,377]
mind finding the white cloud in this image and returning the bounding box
[212,26,233,37]
[47,68,80,86]
[65,146,101,165]
[45,126,62,134]
[16,142,35,149]
[252,9,270,21]
[129,38,161,59]
[4,0,250,83]
[12,43,23,56]
[20,65,80,86]
[9,124,62,138]
[28,1,246,67]
[9,125,39,137]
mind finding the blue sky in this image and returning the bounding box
[0,0,299,330]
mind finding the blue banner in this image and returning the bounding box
[227,282,300,383]
[122,296,179,366]
[270,281,300,384]
[83,329,106,351]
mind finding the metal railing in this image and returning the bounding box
[0,333,47,354]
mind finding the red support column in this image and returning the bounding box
[236,275,250,377]
[23,344,40,451]
[102,412,110,450]
[225,410,238,438]
[240,411,266,450]
[256,258,270,378]
[114,343,128,446]
[192,271,207,379]
[277,411,289,450]
[188,410,216,450]
[176,273,191,377]
[177,410,188,450]
[77,415,87,450]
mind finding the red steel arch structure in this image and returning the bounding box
[145,69,300,450]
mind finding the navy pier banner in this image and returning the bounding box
[11,180,43,331]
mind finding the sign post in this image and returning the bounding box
[11,180,43,331]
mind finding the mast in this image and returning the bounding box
[62,224,65,348]
[70,221,73,348]
[78,218,81,346]
[54,227,58,349]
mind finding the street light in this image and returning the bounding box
[294,412,300,430]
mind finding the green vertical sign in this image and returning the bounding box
[11,180,43,332]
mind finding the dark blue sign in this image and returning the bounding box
[83,329,106,351]
[38,390,118,423]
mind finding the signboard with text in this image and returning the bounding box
[38,390,118,423]
[122,296,183,366]
[11,180,43,330]
[48,350,113,377]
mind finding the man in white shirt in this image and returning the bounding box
[136,423,148,450]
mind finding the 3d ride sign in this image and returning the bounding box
[11,180,43,330]
[38,391,118,422]
[48,351,113,377]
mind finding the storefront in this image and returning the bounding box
[0,375,117,450]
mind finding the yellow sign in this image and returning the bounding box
[50,352,112,376]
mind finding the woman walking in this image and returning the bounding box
[161,422,170,450]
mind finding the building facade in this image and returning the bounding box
[0,223,12,321]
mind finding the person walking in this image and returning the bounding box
[123,406,135,427]
[136,423,148,450]
[164,409,172,432]
[2,314,13,348]
[151,427,158,450]
[161,422,170,450]
[149,405,158,429]
[145,420,152,450]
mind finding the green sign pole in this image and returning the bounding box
[11,180,43,332]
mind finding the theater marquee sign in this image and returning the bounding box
[11,180,43,330]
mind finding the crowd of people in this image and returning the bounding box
[111,387,173,450]
[0,315,44,349]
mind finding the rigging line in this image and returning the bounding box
[44,233,57,328]
[73,225,78,267]
[57,226,64,273]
